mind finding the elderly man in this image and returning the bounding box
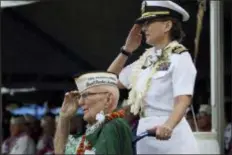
[54,72,133,155]
[2,115,36,154]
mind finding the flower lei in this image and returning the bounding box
[76,110,125,155]
[127,41,179,116]
[76,135,92,155]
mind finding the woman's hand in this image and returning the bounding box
[123,24,142,53]
[148,124,173,140]
[60,90,80,119]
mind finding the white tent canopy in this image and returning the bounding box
[1,87,36,95]
[1,1,37,8]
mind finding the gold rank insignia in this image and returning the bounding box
[172,45,188,54]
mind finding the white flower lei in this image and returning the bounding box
[85,111,105,135]
[127,41,179,116]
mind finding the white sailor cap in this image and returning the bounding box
[136,0,190,24]
[74,72,118,93]
[10,115,26,125]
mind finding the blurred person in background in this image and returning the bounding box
[24,114,41,143]
[186,110,196,132]
[69,115,86,135]
[2,108,12,141]
[224,101,232,155]
[36,113,56,155]
[55,115,59,127]
[197,104,211,132]
[2,115,36,154]
[55,114,86,135]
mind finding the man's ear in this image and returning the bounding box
[107,93,113,103]
[106,93,114,110]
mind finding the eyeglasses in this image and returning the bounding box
[80,92,109,99]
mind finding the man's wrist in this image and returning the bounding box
[59,116,71,123]
[59,112,72,120]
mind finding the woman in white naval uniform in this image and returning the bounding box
[108,0,199,154]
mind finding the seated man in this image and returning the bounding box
[197,104,212,132]
[2,115,36,155]
[54,72,133,155]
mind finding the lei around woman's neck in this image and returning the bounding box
[127,41,180,116]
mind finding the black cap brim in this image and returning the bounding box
[135,16,159,24]
[135,15,173,25]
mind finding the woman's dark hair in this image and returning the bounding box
[169,18,186,42]
[155,17,186,42]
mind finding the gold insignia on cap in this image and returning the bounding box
[74,72,118,93]
[141,11,170,18]
[141,1,146,14]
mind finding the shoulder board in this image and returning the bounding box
[172,45,188,54]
